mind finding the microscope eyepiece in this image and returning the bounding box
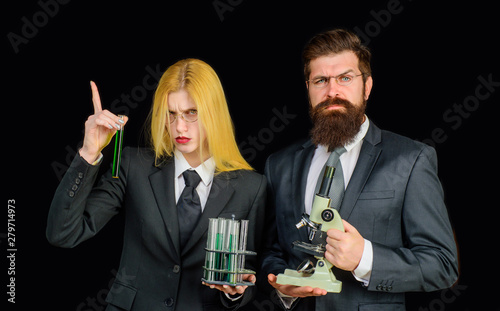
[318,166,335,197]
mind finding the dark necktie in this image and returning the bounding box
[177,170,202,249]
[314,147,347,210]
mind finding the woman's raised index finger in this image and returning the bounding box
[90,81,103,113]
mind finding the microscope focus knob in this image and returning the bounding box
[321,209,334,222]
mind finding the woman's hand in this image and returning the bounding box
[80,81,128,163]
[202,274,256,296]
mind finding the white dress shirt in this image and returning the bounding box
[174,149,216,211]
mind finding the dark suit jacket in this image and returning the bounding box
[47,147,266,311]
[260,122,458,311]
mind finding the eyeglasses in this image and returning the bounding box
[168,109,198,124]
[307,73,365,89]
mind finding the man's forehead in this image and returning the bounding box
[309,51,359,76]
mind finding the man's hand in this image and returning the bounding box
[202,274,255,296]
[325,219,364,271]
[267,274,327,298]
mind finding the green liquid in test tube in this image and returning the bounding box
[112,115,125,178]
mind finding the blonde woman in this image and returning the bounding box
[47,59,266,311]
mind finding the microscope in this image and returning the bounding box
[276,166,344,293]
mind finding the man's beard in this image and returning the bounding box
[309,97,366,151]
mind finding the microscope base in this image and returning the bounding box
[276,259,342,293]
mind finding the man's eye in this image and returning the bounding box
[339,75,353,82]
[313,78,327,85]
[187,109,198,115]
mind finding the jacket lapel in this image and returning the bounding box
[181,172,236,256]
[148,158,181,260]
[292,140,316,242]
[340,123,382,220]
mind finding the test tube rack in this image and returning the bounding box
[202,217,256,286]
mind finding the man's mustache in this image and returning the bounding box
[315,97,354,111]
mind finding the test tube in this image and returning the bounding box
[237,219,249,283]
[203,218,256,286]
[215,218,226,281]
[112,115,125,178]
[205,218,218,281]
[222,218,233,282]
[225,219,239,284]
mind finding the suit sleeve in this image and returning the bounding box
[368,145,459,292]
[46,148,129,248]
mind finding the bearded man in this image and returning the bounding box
[259,29,458,311]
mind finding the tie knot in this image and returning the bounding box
[325,146,347,167]
[183,170,202,188]
[333,146,347,156]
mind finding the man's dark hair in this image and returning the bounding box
[302,29,372,82]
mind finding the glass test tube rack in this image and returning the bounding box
[202,217,256,286]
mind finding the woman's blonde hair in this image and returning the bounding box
[148,58,252,172]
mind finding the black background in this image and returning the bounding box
[3,0,498,310]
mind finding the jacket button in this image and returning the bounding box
[68,191,75,197]
[164,297,174,307]
[75,178,81,185]
[78,172,84,179]
[173,265,180,273]
[376,284,383,291]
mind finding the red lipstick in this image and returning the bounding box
[175,136,191,144]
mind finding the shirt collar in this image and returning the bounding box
[318,115,370,153]
[174,149,215,187]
